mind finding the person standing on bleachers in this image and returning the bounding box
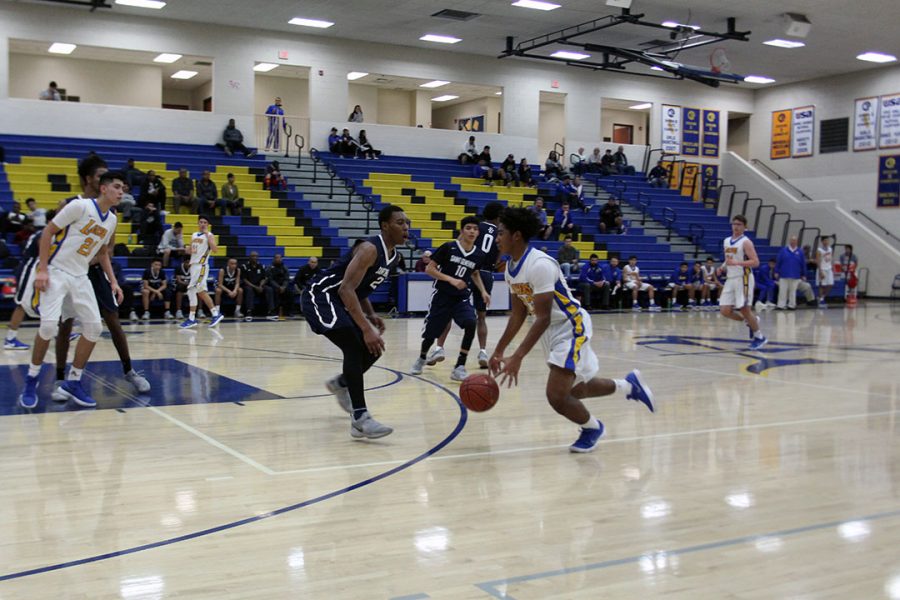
[171,168,196,214]
[265,97,287,153]
[196,170,218,217]
[551,202,581,240]
[123,158,145,191]
[647,161,669,188]
[267,253,293,319]
[158,221,185,267]
[217,119,256,157]
[139,170,166,214]
[578,254,608,310]
[220,173,243,215]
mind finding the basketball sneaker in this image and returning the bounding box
[569,420,605,453]
[649,304,661,312]
[209,314,224,328]
[4,337,29,350]
[671,303,683,311]
[175,310,184,320]
[125,370,151,394]
[141,312,151,321]
[325,376,351,414]
[749,335,768,351]
[179,318,198,329]
[234,309,244,319]
[58,380,96,408]
[129,310,139,322]
[51,381,68,402]
[478,349,489,369]
[425,347,445,366]
[163,311,174,320]
[350,412,393,439]
[625,369,654,412]
[450,365,468,381]
[19,375,39,409]
[410,357,425,375]
[632,304,642,312]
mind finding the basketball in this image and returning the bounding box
[459,374,499,412]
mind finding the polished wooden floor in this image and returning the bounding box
[1,303,899,599]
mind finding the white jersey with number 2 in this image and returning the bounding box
[48,197,117,276]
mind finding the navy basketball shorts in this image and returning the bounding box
[88,264,120,314]
[470,271,493,312]
[423,293,476,339]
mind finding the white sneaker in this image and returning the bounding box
[129,311,139,322]
[141,312,151,321]
[425,347,445,366]
[325,376,351,414]
[51,381,68,402]
[350,412,393,439]
[632,304,642,312]
[163,311,174,320]
[235,309,244,319]
[175,311,184,320]
[125,369,151,394]
[411,357,425,375]
[477,349,489,369]
[450,365,468,381]
[649,304,661,312]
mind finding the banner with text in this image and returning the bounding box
[879,93,900,149]
[701,110,720,157]
[701,164,719,202]
[771,110,792,159]
[853,97,879,152]
[877,155,900,207]
[680,163,700,198]
[662,105,681,154]
[791,106,815,158]
[682,107,701,156]
[458,115,485,132]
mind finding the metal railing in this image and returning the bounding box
[718,184,736,216]
[768,211,791,246]
[611,178,627,201]
[702,177,723,209]
[637,192,650,225]
[643,148,675,173]
[662,207,676,241]
[851,209,900,248]
[253,113,310,159]
[688,223,705,258]
[294,135,305,167]
[749,158,815,201]
[553,142,565,163]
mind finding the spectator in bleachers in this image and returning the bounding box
[474,158,494,185]
[550,202,581,240]
[556,236,580,278]
[172,168,196,214]
[339,128,360,157]
[25,198,47,229]
[349,104,365,123]
[196,170,218,216]
[265,97,287,152]
[557,175,586,211]
[13,220,35,250]
[667,262,696,310]
[124,158,145,191]
[839,244,857,274]
[700,256,721,307]
[459,135,478,164]
[579,254,609,309]
[267,253,293,319]
[500,154,520,186]
[241,251,276,321]
[119,183,138,222]
[598,197,624,234]
[414,250,433,272]
[220,173,243,215]
[600,149,617,175]
[216,257,243,318]
[39,81,61,101]
[112,260,137,321]
[138,202,164,248]
[357,130,380,160]
[528,196,551,240]
[140,258,173,320]
[613,146,636,175]
[518,158,535,187]
[217,119,256,157]
[3,201,28,234]
[587,147,603,173]
[265,161,288,191]
[647,161,668,188]
[293,256,321,292]
[603,256,623,308]
[139,170,166,213]
[775,236,814,309]
[571,147,587,175]
[755,258,777,310]
[477,145,493,165]
[545,150,564,182]
[691,262,707,305]
[158,221,185,267]
[172,256,191,319]
[623,255,660,311]
[327,127,342,153]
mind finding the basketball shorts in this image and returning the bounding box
[422,292,476,339]
[301,285,356,335]
[469,271,494,311]
[88,263,120,314]
[542,308,599,385]
[14,257,38,310]
[720,274,754,309]
[188,263,209,291]
[22,265,100,324]
[818,269,834,286]
[625,280,652,291]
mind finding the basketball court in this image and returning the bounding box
[1,304,898,598]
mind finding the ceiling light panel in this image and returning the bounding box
[115,0,166,8]
[420,80,450,88]
[763,39,805,49]
[170,70,198,79]
[153,53,182,63]
[629,103,652,110]
[857,52,897,63]
[744,75,775,84]
[420,34,462,44]
[551,50,590,60]
[288,17,334,29]
[347,72,369,80]
[253,63,279,72]
[431,95,459,102]
[511,0,560,11]
[48,43,76,54]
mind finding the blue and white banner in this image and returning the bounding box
[878,93,900,149]
[701,164,719,201]
[701,109,720,158]
[877,155,900,208]
[791,106,815,158]
[682,107,700,156]
[661,105,681,154]
[853,97,878,152]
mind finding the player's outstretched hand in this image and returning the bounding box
[363,327,385,357]
[488,352,503,377]
[497,354,522,388]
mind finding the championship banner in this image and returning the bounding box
[457,115,484,132]
[701,164,719,202]
[662,105,681,154]
[680,163,700,198]
[877,155,900,207]
[701,110,720,157]
[771,110,792,159]
[853,97,878,152]
[791,106,815,158]
[878,93,900,149]
[682,107,701,156]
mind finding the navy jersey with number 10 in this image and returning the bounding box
[431,240,485,297]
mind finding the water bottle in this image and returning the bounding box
[128,233,134,245]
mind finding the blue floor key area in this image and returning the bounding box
[0,359,282,415]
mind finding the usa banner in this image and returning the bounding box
[662,104,681,154]
[771,110,792,159]
[877,155,900,207]
[682,107,701,156]
[878,93,900,149]
[701,110,720,158]
[791,106,815,158]
[853,97,878,152]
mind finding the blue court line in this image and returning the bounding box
[473,507,900,599]
[0,368,468,582]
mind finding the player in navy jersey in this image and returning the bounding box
[301,205,409,440]
[4,209,55,350]
[411,216,490,380]
[428,202,503,369]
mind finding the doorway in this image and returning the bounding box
[613,124,634,144]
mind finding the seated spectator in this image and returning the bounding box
[3,201,28,234]
[39,81,62,101]
[172,256,192,319]
[215,257,243,318]
[216,118,256,157]
[459,135,477,164]
[587,147,604,173]
[172,168,196,214]
[14,221,36,249]
[500,154,519,187]
[598,197,624,234]
[293,256,321,293]
[196,170,218,216]
[528,197,551,240]
[613,146,636,175]
[220,173,243,215]
[473,159,494,185]
[579,254,609,309]
[339,128,359,157]
[138,202,164,247]
[141,258,173,320]
[600,149,617,175]
[349,104,365,123]
[119,184,138,222]
[25,198,47,229]
[602,256,623,308]
[327,127,342,153]
[241,251,276,321]
[667,262,696,309]
[690,262,708,306]
[556,236,580,278]
[571,147,587,175]
[265,161,288,191]
[557,174,585,211]
[623,255,660,311]
[647,161,669,188]
[518,158,535,187]
[700,256,721,307]
[157,221,185,267]
[545,150,564,182]
[124,158,145,191]
[414,250,433,272]
[357,130,381,160]
[755,258,777,310]
[550,202,581,240]
[139,170,166,213]
[267,253,293,319]
[113,260,137,321]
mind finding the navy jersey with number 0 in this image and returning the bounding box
[476,221,499,271]
[432,240,485,297]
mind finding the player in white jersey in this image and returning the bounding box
[717,215,767,350]
[816,236,834,308]
[489,207,655,453]
[18,171,125,409]
[179,215,224,329]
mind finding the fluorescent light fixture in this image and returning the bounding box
[512,0,560,10]
[153,53,182,63]
[288,17,334,28]
[419,34,462,44]
[253,63,279,72]
[495,91,503,95]
[115,0,166,8]
[551,50,590,60]
[170,70,198,80]
[650,66,665,71]
[419,80,450,88]
[48,43,76,54]
[661,21,700,30]
[629,103,652,110]
[763,39,805,49]
[431,95,459,102]
[347,71,368,80]
[857,51,897,63]
[744,75,776,84]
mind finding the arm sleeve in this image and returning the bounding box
[530,257,560,295]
